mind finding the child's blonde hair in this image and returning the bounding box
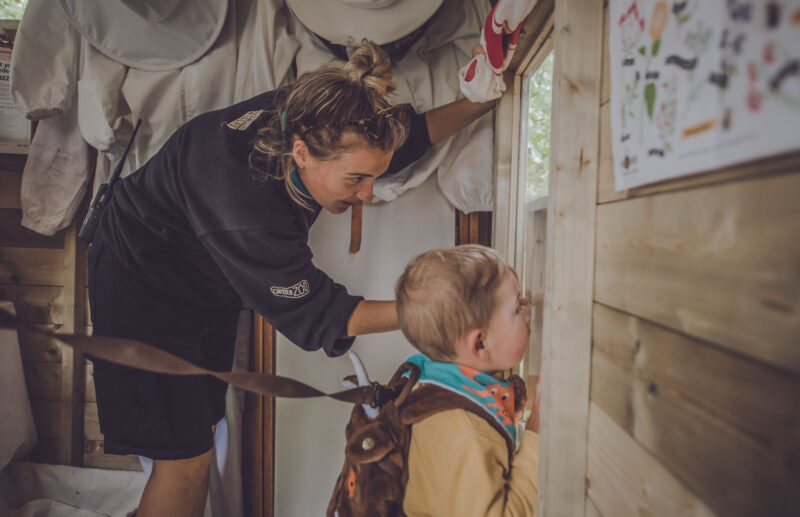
[395,245,514,361]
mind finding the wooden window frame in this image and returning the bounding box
[492,0,604,515]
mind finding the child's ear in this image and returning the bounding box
[464,328,489,361]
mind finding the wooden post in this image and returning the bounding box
[492,80,517,260]
[538,0,603,515]
[455,211,492,246]
[523,198,548,377]
[59,222,86,466]
[244,314,275,517]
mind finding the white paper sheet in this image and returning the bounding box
[0,44,31,154]
[609,0,800,191]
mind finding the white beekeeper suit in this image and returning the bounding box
[287,0,495,212]
[10,0,296,236]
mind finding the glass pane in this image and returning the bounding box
[0,1,27,19]
[518,50,554,378]
[526,51,554,201]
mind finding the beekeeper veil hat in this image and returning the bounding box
[285,0,444,46]
[58,0,228,71]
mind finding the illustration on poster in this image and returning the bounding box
[609,0,800,191]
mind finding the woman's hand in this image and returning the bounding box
[525,375,541,433]
[509,374,527,422]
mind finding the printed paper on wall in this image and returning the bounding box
[0,38,30,155]
[610,0,800,191]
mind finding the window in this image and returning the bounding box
[525,52,554,202]
[492,18,554,381]
[519,48,554,378]
[0,1,26,20]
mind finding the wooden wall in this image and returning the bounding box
[1,21,140,469]
[585,4,800,516]
[0,149,141,471]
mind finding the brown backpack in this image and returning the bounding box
[327,362,515,517]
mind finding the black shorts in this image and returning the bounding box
[87,230,240,460]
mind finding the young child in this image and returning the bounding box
[395,244,539,517]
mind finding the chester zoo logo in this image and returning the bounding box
[270,280,310,299]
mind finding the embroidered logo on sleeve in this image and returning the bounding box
[270,280,310,299]
[226,110,264,130]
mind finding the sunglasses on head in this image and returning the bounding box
[303,104,408,142]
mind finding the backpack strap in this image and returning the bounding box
[399,383,515,465]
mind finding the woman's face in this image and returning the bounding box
[293,135,393,214]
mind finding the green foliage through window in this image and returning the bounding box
[0,0,26,20]
[526,51,553,201]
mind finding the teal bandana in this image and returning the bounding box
[290,168,313,199]
[405,353,517,443]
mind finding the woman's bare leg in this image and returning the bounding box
[136,448,213,517]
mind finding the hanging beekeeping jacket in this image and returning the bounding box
[287,0,495,213]
[9,0,297,235]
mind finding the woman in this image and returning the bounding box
[88,41,494,516]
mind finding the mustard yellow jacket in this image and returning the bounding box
[404,408,539,516]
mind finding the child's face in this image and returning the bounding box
[483,271,531,371]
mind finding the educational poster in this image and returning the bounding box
[0,35,30,154]
[609,0,800,191]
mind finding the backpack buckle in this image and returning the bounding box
[371,381,395,408]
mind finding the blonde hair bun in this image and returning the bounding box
[344,40,396,98]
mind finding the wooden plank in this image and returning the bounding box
[593,304,800,450]
[523,206,546,375]
[585,496,604,517]
[244,313,275,517]
[597,103,616,204]
[587,403,715,517]
[83,402,102,440]
[517,14,554,77]
[0,285,65,324]
[83,440,142,471]
[601,5,609,106]
[508,0,555,72]
[476,212,492,246]
[596,101,800,203]
[456,211,492,246]
[85,361,96,402]
[0,247,65,286]
[591,351,800,516]
[511,71,527,272]
[30,400,62,438]
[538,1,603,515]
[595,173,800,374]
[0,170,22,209]
[456,211,470,245]
[493,86,516,260]
[19,325,62,362]
[59,222,87,466]
[259,316,275,517]
[0,208,66,248]
[468,212,480,245]
[243,322,264,517]
[23,362,62,401]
